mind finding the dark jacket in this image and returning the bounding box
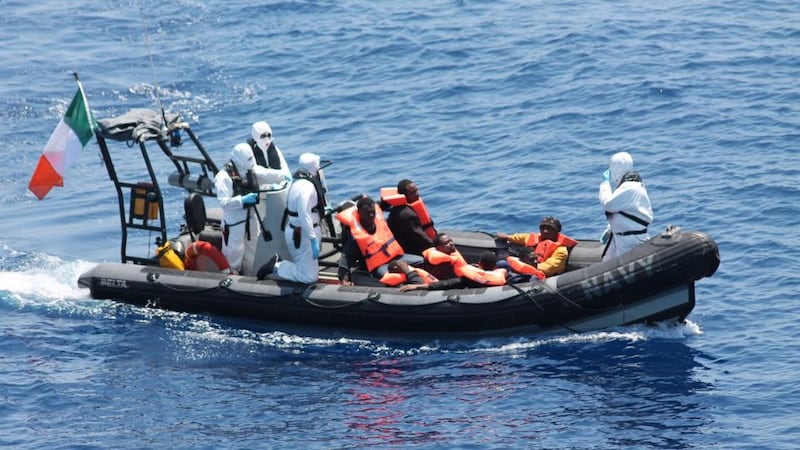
[387,205,433,255]
[337,226,367,280]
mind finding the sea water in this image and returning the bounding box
[1,1,799,448]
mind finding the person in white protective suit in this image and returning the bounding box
[247,121,293,181]
[262,152,326,284]
[215,143,286,274]
[598,151,654,261]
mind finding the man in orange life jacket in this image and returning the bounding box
[421,232,464,281]
[505,246,543,283]
[495,216,577,277]
[399,250,507,291]
[379,259,438,287]
[336,196,424,285]
[382,179,436,255]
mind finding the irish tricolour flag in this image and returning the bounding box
[28,82,95,200]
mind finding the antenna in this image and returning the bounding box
[139,9,168,129]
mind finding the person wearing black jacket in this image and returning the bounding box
[386,179,435,255]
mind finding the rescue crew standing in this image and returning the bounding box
[598,151,654,261]
[247,120,292,181]
[215,143,286,274]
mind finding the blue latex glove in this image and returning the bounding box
[600,226,612,245]
[602,169,610,184]
[311,238,320,259]
[241,192,258,205]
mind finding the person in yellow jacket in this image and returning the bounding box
[496,216,577,277]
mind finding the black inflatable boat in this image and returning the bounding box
[76,109,720,337]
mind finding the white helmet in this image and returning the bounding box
[231,143,256,173]
[298,152,321,175]
[251,121,273,152]
[609,151,634,187]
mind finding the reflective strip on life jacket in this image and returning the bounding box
[380,187,436,239]
[506,256,545,280]
[454,264,507,286]
[337,204,403,272]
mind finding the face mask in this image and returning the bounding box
[256,134,272,152]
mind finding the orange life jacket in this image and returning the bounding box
[379,267,438,286]
[524,232,578,262]
[422,247,468,269]
[454,264,507,286]
[337,204,404,272]
[380,187,436,239]
[184,241,231,273]
[506,256,545,280]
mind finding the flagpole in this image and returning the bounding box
[72,72,95,133]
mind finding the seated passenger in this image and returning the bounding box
[505,247,544,283]
[380,179,436,255]
[336,196,423,285]
[496,216,577,277]
[421,232,467,281]
[379,260,438,287]
[400,251,507,291]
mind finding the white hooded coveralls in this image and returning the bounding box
[215,143,286,274]
[274,153,322,284]
[250,121,292,181]
[598,152,654,261]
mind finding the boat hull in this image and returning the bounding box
[78,229,719,336]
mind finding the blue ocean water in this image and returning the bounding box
[2,0,799,448]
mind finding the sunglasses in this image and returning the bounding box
[260,132,272,139]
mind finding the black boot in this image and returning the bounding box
[257,254,280,280]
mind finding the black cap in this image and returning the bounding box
[539,216,562,232]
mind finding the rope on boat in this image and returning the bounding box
[507,283,579,334]
[303,295,373,309]
[529,278,620,313]
[219,277,379,308]
[509,279,627,334]
[145,272,221,294]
